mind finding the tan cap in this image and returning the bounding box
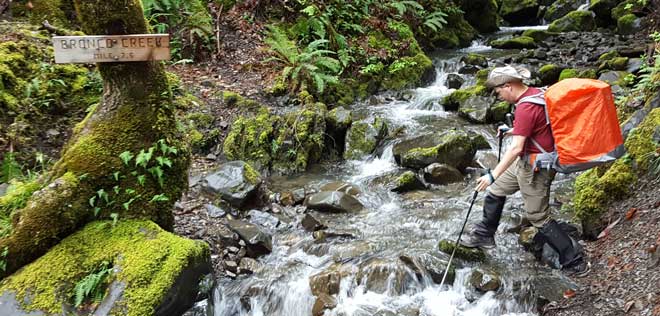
[485,65,531,88]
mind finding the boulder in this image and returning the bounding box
[499,0,540,25]
[0,221,211,316]
[319,182,361,196]
[226,219,273,257]
[539,64,563,86]
[301,213,327,232]
[461,53,489,68]
[391,171,426,193]
[469,269,502,292]
[312,293,337,316]
[589,0,618,27]
[356,258,417,294]
[247,209,280,230]
[617,14,643,35]
[393,130,479,170]
[547,10,596,32]
[399,253,456,285]
[309,263,350,296]
[457,0,499,33]
[438,239,486,262]
[458,95,497,123]
[325,106,352,158]
[344,118,388,160]
[544,0,582,22]
[490,36,537,49]
[445,73,465,89]
[304,191,363,213]
[202,161,261,208]
[423,163,464,185]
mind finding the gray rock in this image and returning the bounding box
[301,213,326,232]
[459,95,497,123]
[319,182,361,196]
[393,130,478,170]
[469,269,502,292]
[344,118,388,160]
[356,258,417,294]
[391,171,426,193]
[202,161,261,208]
[327,106,352,130]
[423,163,464,185]
[247,209,280,230]
[312,293,337,316]
[597,70,625,85]
[304,191,363,213]
[205,204,226,218]
[239,257,262,274]
[626,58,643,74]
[399,253,455,285]
[226,219,273,257]
[0,292,45,316]
[445,73,464,89]
[544,0,581,22]
[224,260,238,273]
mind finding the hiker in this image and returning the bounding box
[459,65,588,275]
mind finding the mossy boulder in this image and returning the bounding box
[521,29,557,42]
[458,95,498,123]
[544,0,583,22]
[589,0,618,27]
[558,68,598,81]
[391,171,426,193]
[202,161,262,208]
[423,163,464,185]
[499,0,540,25]
[490,36,537,49]
[611,0,645,20]
[438,239,486,262]
[394,130,479,170]
[617,14,643,35]
[539,64,563,86]
[547,10,596,32]
[457,0,500,33]
[470,268,502,292]
[344,118,388,160]
[0,220,211,316]
[424,12,477,48]
[490,100,511,123]
[442,84,488,111]
[10,0,78,29]
[461,53,489,68]
[382,53,435,91]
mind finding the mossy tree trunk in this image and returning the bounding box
[0,0,189,279]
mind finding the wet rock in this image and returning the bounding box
[226,219,273,257]
[181,299,211,316]
[458,65,480,74]
[247,209,280,230]
[301,213,326,232]
[312,293,337,316]
[224,260,238,273]
[313,228,359,241]
[279,191,296,206]
[202,161,262,208]
[499,0,540,25]
[357,258,419,294]
[393,130,478,170]
[617,14,642,35]
[391,171,426,193]
[438,239,486,262]
[239,257,262,274]
[399,253,456,285]
[544,0,582,22]
[519,226,540,251]
[490,36,537,49]
[547,10,596,32]
[309,263,349,296]
[458,95,497,123]
[326,106,352,130]
[469,268,501,292]
[205,204,226,218]
[626,58,642,74]
[445,73,464,89]
[304,191,363,213]
[344,117,388,160]
[423,163,464,185]
[291,188,307,204]
[461,53,488,68]
[319,182,361,196]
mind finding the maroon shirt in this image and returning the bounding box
[512,87,555,156]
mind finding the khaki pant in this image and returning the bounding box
[488,158,556,227]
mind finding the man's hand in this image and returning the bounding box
[497,124,511,138]
[476,174,492,192]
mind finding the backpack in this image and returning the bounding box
[515,78,625,173]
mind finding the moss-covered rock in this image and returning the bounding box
[382,53,434,90]
[589,0,618,27]
[499,0,539,25]
[438,239,486,262]
[539,64,563,86]
[398,130,478,170]
[547,10,596,32]
[442,84,488,111]
[457,0,500,33]
[424,11,477,48]
[611,0,645,20]
[625,107,660,168]
[558,68,597,81]
[521,29,557,42]
[0,220,210,316]
[344,118,388,160]
[10,0,78,29]
[391,171,426,193]
[461,53,489,67]
[490,100,511,123]
[490,36,537,49]
[617,14,642,35]
[544,0,582,22]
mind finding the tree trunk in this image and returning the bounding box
[0,0,189,279]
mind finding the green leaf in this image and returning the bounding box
[110,213,118,226]
[113,171,120,182]
[89,196,96,207]
[156,156,173,168]
[137,175,146,186]
[119,151,134,166]
[150,194,169,203]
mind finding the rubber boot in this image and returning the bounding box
[459,193,506,249]
[539,220,589,276]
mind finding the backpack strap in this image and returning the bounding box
[516,90,550,126]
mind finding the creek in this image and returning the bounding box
[211,26,579,316]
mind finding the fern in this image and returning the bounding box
[73,261,112,307]
[424,10,448,32]
[388,0,424,16]
[1,153,22,183]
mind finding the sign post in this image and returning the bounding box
[53,34,170,63]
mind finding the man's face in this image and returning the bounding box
[493,82,515,103]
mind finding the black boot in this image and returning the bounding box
[539,220,589,276]
[460,193,506,249]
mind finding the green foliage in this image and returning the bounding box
[142,0,214,60]
[643,148,660,180]
[264,25,341,94]
[1,152,22,182]
[0,247,7,272]
[73,261,112,307]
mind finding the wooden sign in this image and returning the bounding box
[53,34,170,63]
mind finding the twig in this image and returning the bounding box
[40,20,68,36]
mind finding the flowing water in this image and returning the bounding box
[212,37,577,316]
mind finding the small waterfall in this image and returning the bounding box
[577,0,591,11]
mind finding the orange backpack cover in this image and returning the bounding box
[544,78,625,173]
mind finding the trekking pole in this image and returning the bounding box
[440,190,479,288]
[497,134,503,162]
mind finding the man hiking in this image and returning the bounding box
[459,65,589,275]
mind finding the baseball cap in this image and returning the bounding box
[485,65,531,88]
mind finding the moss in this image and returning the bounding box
[0,220,209,315]
[475,69,490,85]
[499,0,538,17]
[521,29,556,42]
[381,53,434,90]
[242,162,261,185]
[572,159,636,220]
[611,0,644,20]
[17,0,77,29]
[343,118,387,160]
[223,108,277,170]
[539,64,562,85]
[598,50,619,62]
[426,12,477,48]
[490,101,510,122]
[443,84,487,110]
[490,36,537,49]
[579,68,598,79]
[547,10,596,32]
[457,0,499,33]
[558,68,579,81]
[544,0,580,21]
[438,239,486,262]
[606,57,629,71]
[625,108,660,168]
[462,53,488,67]
[617,14,639,35]
[401,130,476,169]
[396,171,417,187]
